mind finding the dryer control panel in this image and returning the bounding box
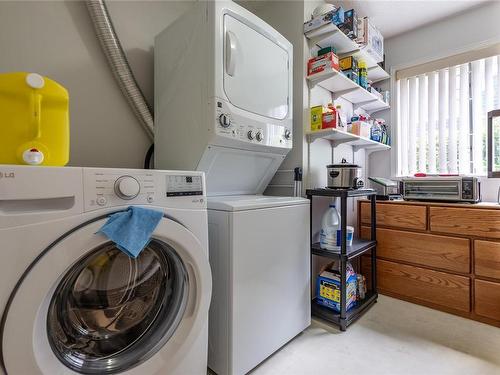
[214,100,292,149]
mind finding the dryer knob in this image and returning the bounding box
[219,114,231,128]
[255,132,263,142]
[284,129,291,140]
[247,130,255,140]
[115,176,140,200]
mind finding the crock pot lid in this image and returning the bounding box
[327,158,360,168]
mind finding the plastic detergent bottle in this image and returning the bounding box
[335,104,347,130]
[370,120,382,142]
[358,60,368,90]
[320,204,341,251]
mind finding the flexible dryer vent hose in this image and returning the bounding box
[86,0,154,140]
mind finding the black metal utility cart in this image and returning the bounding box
[306,188,377,331]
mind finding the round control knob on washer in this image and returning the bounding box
[96,196,107,206]
[247,130,255,140]
[114,176,140,200]
[219,114,231,128]
[255,132,263,142]
[284,129,291,140]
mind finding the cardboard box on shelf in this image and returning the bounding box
[310,106,323,131]
[322,110,337,129]
[350,121,372,138]
[357,17,384,63]
[338,9,358,40]
[310,105,338,131]
[316,261,357,312]
[303,6,345,34]
[342,69,359,85]
[318,46,335,56]
[307,52,340,76]
[339,56,358,71]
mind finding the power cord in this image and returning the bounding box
[144,144,154,169]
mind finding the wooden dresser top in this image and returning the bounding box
[361,199,500,210]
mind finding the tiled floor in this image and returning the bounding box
[250,295,500,375]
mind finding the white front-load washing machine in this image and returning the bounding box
[0,165,211,375]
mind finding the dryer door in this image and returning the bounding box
[223,13,291,120]
[1,214,211,375]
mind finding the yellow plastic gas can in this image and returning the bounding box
[0,72,69,166]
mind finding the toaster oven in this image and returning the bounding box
[402,176,481,203]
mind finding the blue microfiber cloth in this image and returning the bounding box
[98,206,164,258]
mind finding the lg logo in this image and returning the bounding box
[0,172,15,179]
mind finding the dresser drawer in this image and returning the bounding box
[475,240,500,280]
[361,227,470,273]
[430,207,500,239]
[475,279,500,320]
[360,202,427,231]
[378,260,470,312]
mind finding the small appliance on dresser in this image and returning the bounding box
[369,176,401,200]
[0,165,211,375]
[155,2,310,374]
[402,176,481,203]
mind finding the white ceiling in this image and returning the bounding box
[331,0,488,38]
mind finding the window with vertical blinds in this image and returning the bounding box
[396,54,500,176]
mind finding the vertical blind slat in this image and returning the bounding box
[427,72,437,174]
[448,66,458,173]
[400,78,409,176]
[458,63,470,174]
[485,57,494,112]
[408,77,418,175]
[497,56,500,108]
[418,75,427,172]
[471,60,484,175]
[438,69,448,173]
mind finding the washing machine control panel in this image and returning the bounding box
[83,169,206,212]
[166,175,203,197]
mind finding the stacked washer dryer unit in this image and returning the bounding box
[155,2,310,375]
[0,166,211,375]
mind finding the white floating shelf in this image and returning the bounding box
[305,23,390,83]
[306,128,391,151]
[368,65,390,83]
[306,68,390,114]
[307,69,357,92]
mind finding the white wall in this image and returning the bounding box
[371,1,500,202]
[238,0,308,196]
[385,1,500,70]
[0,0,194,168]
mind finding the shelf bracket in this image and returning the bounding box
[333,87,359,100]
[331,139,354,147]
[356,145,390,153]
[338,48,361,58]
[307,28,339,46]
[367,106,390,116]
[306,134,320,144]
[353,99,378,110]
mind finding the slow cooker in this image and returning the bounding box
[326,159,363,189]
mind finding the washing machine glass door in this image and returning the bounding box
[47,239,187,373]
[1,214,211,375]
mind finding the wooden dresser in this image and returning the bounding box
[358,200,500,327]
